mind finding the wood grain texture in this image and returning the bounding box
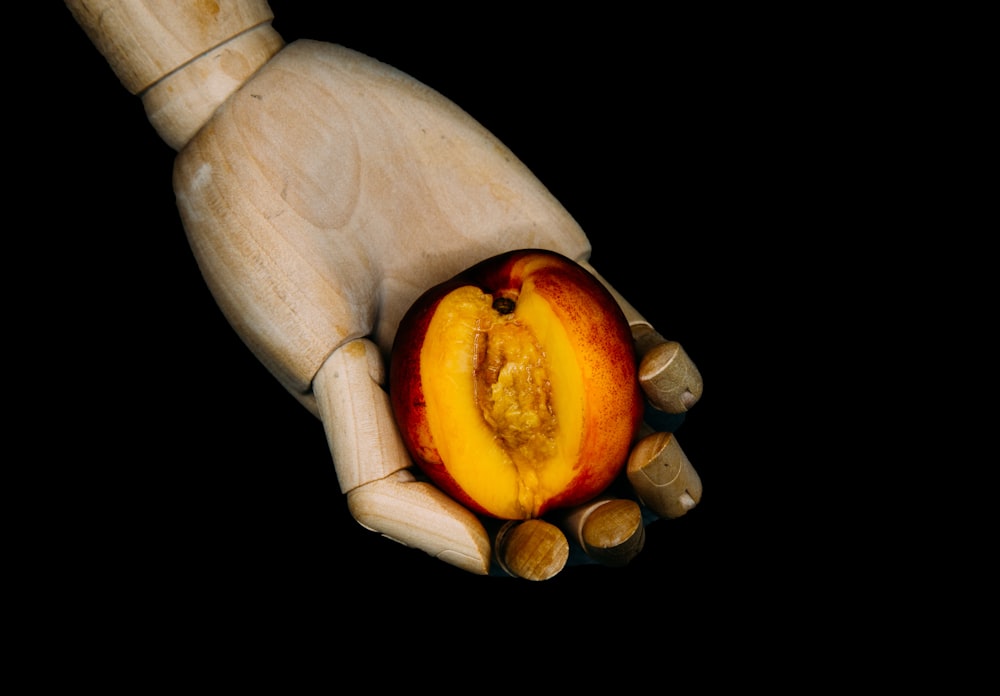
[311,339,408,493]
[346,470,492,576]
[65,0,275,93]
[558,497,646,567]
[493,519,569,581]
[627,432,703,519]
[173,40,592,407]
[311,338,496,571]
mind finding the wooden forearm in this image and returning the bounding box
[65,0,282,150]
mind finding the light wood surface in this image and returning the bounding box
[492,520,569,581]
[345,469,492,576]
[558,497,646,567]
[66,1,281,149]
[173,38,594,405]
[632,325,704,414]
[627,432,703,519]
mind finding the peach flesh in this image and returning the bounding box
[390,250,642,520]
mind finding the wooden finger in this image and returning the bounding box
[636,336,703,414]
[313,339,411,493]
[314,339,492,574]
[347,471,492,575]
[627,432,703,519]
[568,267,702,414]
[558,497,645,567]
[492,519,569,581]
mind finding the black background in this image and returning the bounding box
[32,3,860,640]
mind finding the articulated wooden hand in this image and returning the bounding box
[66,0,703,578]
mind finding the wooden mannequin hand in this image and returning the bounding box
[66,0,704,579]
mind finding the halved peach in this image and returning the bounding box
[389,249,643,520]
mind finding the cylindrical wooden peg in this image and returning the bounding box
[628,322,704,414]
[627,432,702,519]
[492,519,569,581]
[558,497,645,567]
[639,340,703,414]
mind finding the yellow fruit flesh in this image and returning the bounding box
[420,283,583,519]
